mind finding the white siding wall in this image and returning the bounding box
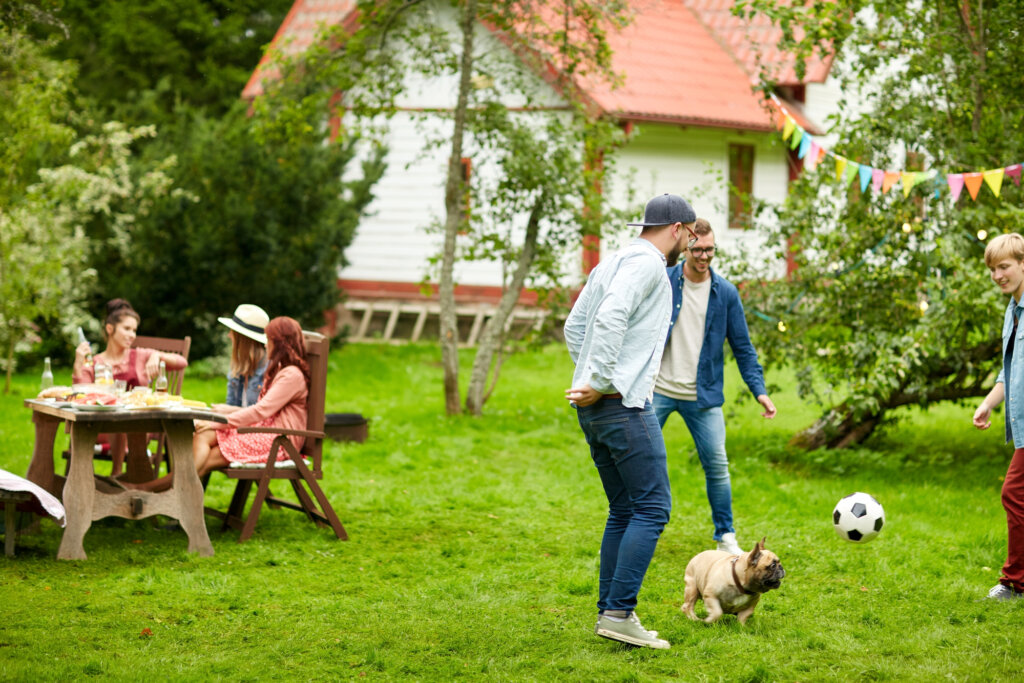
[603,123,790,281]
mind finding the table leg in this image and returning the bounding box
[57,424,100,560]
[163,422,214,557]
[121,433,155,484]
[26,413,61,498]
[4,502,15,557]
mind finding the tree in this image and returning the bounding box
[25,0,384,358]
[42,0,294,123]
[267,0,633,415]
[0,30,179,389]
[90,103,386,359]
[730,1,1024,447]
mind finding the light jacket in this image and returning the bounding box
[663,263,766,409]
[564,239,672,409]
[226,359,267,408]
[995,297,1024,447]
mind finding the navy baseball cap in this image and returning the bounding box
[627,193,696,227]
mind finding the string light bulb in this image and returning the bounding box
[777,320,787,332]
[828,261,840,273]
[977,229,988,241]
[919,300,929,313]
[902,222,912,234]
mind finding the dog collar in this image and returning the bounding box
[731,557,755,595]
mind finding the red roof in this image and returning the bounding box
[244,0,831,132]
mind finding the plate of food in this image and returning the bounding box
[72,403,120,411]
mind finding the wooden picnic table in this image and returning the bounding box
[24,399,226,560]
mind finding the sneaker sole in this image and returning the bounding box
[596,627,670,649]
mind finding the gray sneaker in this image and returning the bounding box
[595,612,670,649]
[717,532,743,555]
[986,584,1024,601]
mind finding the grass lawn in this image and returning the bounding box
[1,342,1022,681]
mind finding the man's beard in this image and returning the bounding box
[666,237,686,267]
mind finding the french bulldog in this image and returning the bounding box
[681,536,786,625]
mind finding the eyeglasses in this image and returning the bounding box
[687,236,698,249]
[689,246,716,256]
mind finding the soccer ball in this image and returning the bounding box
[832,492,885,543]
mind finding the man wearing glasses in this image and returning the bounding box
[653,218,777,556]
[565,193,697,650]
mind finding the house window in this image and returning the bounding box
[728,143,755,230]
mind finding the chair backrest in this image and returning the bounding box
[301,331,329,468]
[133,335,191,395]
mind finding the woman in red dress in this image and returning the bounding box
[134,317,309,492]
[72,298,188,476]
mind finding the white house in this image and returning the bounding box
[244,0,840,340]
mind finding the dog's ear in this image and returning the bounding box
[758,536,766,550]
[748,542,762,565]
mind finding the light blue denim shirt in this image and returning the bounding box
[564,238,672,409]
[226,358,267,408]
[996,298,1024,446]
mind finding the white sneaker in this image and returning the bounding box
[717,532,743,555]
[986,583,1024,600]
[595,612,670,649]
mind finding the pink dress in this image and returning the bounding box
[73,347,188,387]
[216,366,308,464]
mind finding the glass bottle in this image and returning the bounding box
[154,360,168,394]
[77,326,94,367]
[40,357,54,391]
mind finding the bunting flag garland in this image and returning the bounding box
[767,93,1022,206]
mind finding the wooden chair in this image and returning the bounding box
[62,335,191,481]
[204,331,348,542]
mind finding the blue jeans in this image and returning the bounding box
[577,399,672,613]
[653,393,733,541]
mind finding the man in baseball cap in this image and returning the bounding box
[562,192,697,649]
[627,194,698,267]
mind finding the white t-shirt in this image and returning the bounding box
[654,274,711,400]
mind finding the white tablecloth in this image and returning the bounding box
[0,468,66,527]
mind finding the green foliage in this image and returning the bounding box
[42,0,294,123]
[89,103,386,358]
[0,27,180,387]
[729,1,1024,446]
[2,346,1023,679]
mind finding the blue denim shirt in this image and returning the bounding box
[565,238,672,409]
[995,298,1024,446]
[226,359,267,408]
[663,263,766,409]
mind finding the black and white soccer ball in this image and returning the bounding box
[832,492,885,543]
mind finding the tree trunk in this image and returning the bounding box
[438,0,478,416]
[789,369,994,449]
[464,195,544,415]
[788,402,884,450]
[4,332,14,395]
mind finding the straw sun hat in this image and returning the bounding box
[217,304,269,345]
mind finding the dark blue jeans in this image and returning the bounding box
[577,398,672,613]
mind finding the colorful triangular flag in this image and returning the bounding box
[1006,164,1022,186]
[882,171,899,193]
[844,161,860,186]
[947,174,964,201]
[872,168,884,193]
[964,172,984,200]
[901,171,918,197]
[983,168,1005,197]
[782,117,795,141]
[790,127,803,150]
[859,164,873,192]
[798,134,812,159]
[835,155,848,181]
